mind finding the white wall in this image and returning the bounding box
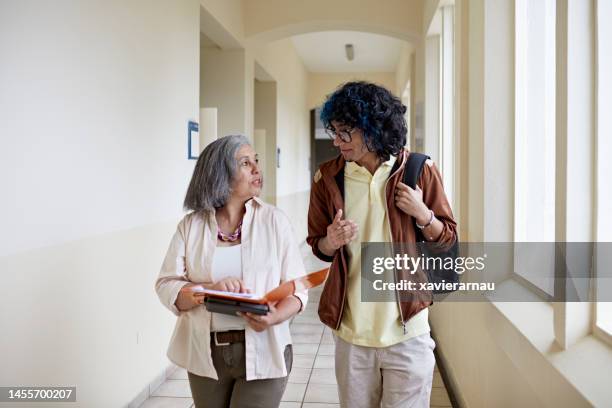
[0,0,200,406]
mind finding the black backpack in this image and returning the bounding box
[402,153,460,293]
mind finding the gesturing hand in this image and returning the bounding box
[325,209,359,250]
[394,182,430,224]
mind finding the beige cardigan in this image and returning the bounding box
[155,197,308,380]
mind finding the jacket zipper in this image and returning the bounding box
[334,248,347,331]
[383,161,408,334]
[383,178,407,334]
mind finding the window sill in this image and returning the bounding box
[487,278,612,407]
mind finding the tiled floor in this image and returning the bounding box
[140,244,452,408]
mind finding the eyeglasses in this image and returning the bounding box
[325,126,356,143]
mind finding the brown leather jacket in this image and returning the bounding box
[307,149,457,330]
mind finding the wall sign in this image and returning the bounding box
[187,121,199,160]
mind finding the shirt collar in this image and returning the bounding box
[247,196,264,207]
[345,155,396,176]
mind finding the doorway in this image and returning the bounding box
[254,63,277,204]
[310,107,338,180]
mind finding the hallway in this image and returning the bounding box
[138,246,452,408]
[2,0,611,407]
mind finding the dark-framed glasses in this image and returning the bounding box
[325,126,356,143]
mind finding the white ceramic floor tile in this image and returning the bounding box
[290,323,325,334]
[320,332,334,344]
[313,355,335,369]
[316,344,335,356]
[292,333,323,344]
[292,343,319,355]
[302,404,340,408]
[168,368,188,380]
[138,397,193,408]
[303,383,340,404]
[309,368,337,385]
[279,403,301,408]
[281,382,307,402]
[288,367,312,384]
[293,353,316,369]
[293,314,323,325]
[151,380,192,398]
[299,310,321,319]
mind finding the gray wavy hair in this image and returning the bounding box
[183,135,251,212]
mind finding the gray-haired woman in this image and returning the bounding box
[155,135,308,408]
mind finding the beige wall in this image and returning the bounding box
[199,1,428,242]
[200,47,248,137]
[199,1,313,239]
[251,38,311,240]
[200,0,245,42]
[242,0,423,43]
[395,44,414,98]
[254,79,277,203]
[0,0,200,406]
[307,72,397,111]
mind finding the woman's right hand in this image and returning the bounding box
[175,278,250,312]
[209,277,250,294]
[175,283,205,312]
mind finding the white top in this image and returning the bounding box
[155,197,308,380]
[210,244,246,332]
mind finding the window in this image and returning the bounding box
[440,5,455,208]
[595,0,612,340]
[401,82,411,149]
[514,0,556,296]
[424,6,455,208]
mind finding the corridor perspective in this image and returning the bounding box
[1,0,611,407]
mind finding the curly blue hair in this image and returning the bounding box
[320,81,407,161]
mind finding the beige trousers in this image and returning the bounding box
[334,333,436,408]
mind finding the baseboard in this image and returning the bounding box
[125,363,178,408]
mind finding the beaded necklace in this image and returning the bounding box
[217,222,242,242]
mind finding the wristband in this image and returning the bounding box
[416,210,435,229]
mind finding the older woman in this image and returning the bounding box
[155,135,307,408]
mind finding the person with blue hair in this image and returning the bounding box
[307,81,457,408]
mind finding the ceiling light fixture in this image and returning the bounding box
[345,44,354,61]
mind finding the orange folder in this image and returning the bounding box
[184,267,329,304]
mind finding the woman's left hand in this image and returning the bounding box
[239,302,281,332]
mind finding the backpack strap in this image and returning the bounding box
[402,152,430,189]
[402,152,430,241]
